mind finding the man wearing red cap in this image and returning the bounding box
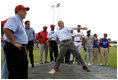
[47,24,58,63]
[36,26,49,64]
[3,5,30,79]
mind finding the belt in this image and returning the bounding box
[75,41,82,42]
[101,47,107,48]
[61,39,71,42]
[5,41,26,47]
[28,40,34,42]
[50,40,56,42]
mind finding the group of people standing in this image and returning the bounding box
[1,4,109,79]
[70,29,109,66]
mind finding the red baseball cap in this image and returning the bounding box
[50,24,55,27]
[1,19,8,26]
[43,26,48,29]
[15,5,30,12]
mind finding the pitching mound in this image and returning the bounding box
[28,63,117,79]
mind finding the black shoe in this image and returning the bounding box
[32,63,34,68]
[66,62,70,64]
[70,60,73,64]
[77,62,81,65]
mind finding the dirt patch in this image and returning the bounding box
[28,63,117,79]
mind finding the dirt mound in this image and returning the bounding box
[28,63,117,79]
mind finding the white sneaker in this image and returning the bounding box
[100,63,103,66]
[51,61,55,64]
[88,63,91,66]
[91,63,94,65]
[85,62,87,65]
[106,63,109,66]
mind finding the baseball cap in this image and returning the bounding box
[50,24,55,27]
[15,5,30,12]
[94,34,98,36]
[43,26,48,29]
[87,30,91,32]
[1,19,8,26]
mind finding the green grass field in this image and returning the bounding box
[1,46,117,69]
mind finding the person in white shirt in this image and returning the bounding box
[83,30,94,66]
[46,20,90,72]
[47,24,58,63]
[70,25,84,64]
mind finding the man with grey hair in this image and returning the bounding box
[46,20,90,72]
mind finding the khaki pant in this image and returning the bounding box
[92,48,98,64]
[39,43,48,62]
[100,47,108,65]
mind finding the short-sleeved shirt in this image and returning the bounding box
[73,31,84,42]
[49,27,77,41]
[4,15,28,44]
[70,33,74,37]
[47,30,57,41]
[36,31,48,44]
[99,38,109,48]
[84,35,93,49]
[25,27,35,41]
[93,37,99,48]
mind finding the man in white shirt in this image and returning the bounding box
[70,25,84,63]
[83,30,94,66]
[47,20,90,72]
[47,24,58,63]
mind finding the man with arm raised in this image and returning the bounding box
[46,20,90,72]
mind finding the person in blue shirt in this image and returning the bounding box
[25,20,35,67]
[46,20,90,72]
[99,33,109,66]
[3,5,29,79]
[92,34,99,65]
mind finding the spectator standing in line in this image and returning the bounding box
[36,26,49,64]
[25,20,35,67]
[92,34,99,65]
[99,33,109,66]
[47,24,58,63]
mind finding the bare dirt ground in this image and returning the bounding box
[28,63,117,79]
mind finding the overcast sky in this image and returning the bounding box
[0,0,118,41]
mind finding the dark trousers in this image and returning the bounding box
[62,50,70,63]
[54,40,86,69]
[65,50,70,63]
[26,40,34,66]
[4,42,28,79]
[49,41,58,62]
